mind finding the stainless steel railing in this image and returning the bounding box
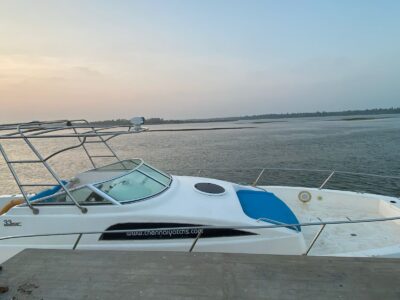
[167,166,400,196]
[1,214,400,255]
[0,119,147,215]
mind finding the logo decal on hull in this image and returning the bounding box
[3,219,21,227]
[100,223,257,240]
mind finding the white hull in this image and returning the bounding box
[1,176,400,263]
[0,176,307,263]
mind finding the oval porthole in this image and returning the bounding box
[194,183,225,195]
[298,191,312,203]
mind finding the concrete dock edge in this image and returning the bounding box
[0,249,399,299]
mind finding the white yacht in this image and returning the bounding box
[0,118,399,263]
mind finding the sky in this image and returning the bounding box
[0,0,399,122]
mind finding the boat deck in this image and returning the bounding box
[264,186,400,256]
[0,249,399,299]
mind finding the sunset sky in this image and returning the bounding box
[0,1,399,122]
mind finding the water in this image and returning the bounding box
[1,115,400,197]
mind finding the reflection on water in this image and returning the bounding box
[1,115,400,197]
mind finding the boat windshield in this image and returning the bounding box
[94,162,172,203]
[94,159,142,172]
[30,160,172,205]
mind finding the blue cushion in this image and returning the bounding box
[29,180,68,202]
[236,190,301,232]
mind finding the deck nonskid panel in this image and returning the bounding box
[262,186,400,257]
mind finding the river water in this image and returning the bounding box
[1,115,399,196]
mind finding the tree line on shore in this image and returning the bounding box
[92,107,400,125]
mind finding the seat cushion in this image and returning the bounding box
[29,180,68,202]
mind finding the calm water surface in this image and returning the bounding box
[1,115,399,196]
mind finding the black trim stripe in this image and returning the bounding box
[100,223,257,240]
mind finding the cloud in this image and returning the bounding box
[72,66,103,78]
[0,55,103,85]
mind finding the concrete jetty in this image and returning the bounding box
[0,249,399,299]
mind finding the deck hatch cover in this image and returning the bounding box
[194,183,225,194]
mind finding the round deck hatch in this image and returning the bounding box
[194,183,225,195]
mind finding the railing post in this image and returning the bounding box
[72,233,83,250]
[305,224,326,256]
[319,171,335,189]
[252,168,265,186]
[72,126,96,168]
[189,230,203,252]
[0,144,39,214]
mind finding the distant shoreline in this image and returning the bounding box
[93,107,400,126]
